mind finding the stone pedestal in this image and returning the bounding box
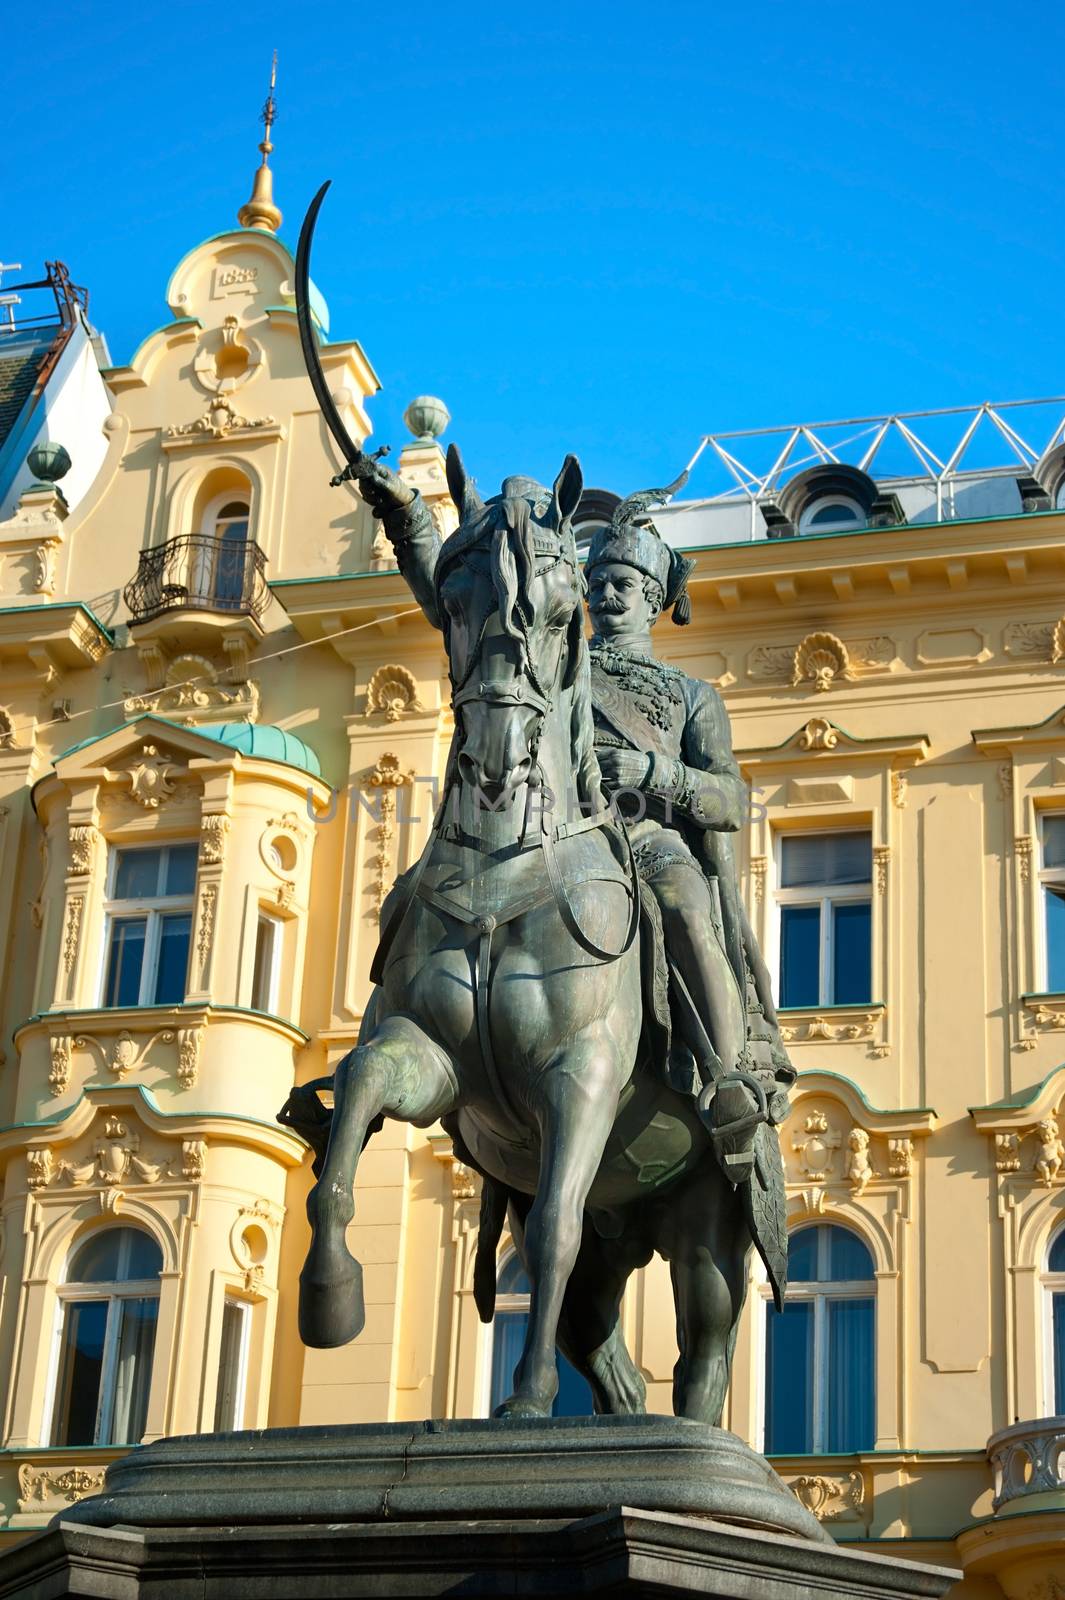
[0,1416,959,1598]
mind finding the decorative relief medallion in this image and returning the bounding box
[365,663,421,722]
[793,632,852,693]
[797,717,838,751]
[792,1111,842,1179]
[995,1132,1021,1173]
[887,1138,913,1178]
[75,1027,175,1079]
[125,654,260,726]
[17,1464,106,1514]
[166,396,277,439]
[57,1114,166,1190]
[788,1471,865,1521]
[1003,618,1065,663]
[125,745,178,809]
[779,1012,881,1045]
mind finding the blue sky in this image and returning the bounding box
[4,0,1063,499]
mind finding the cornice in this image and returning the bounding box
[738,718,931,767]
[971,702,1065,753]
[790,1069,937,1135]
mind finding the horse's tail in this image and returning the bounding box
[474,1174,510,1323]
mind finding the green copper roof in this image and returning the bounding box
[204,721,321,776]
[57,716,321,778]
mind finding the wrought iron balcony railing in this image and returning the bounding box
[123,534,268,626]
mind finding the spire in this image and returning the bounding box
[238,52,282,233]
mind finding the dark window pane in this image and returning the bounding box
[52,1301,108,1445]
[114,849,162,900]
[497,1255,531,1294]
[780,832,872,888]
[826,1227,875,1283]
[554,1352,595,1417]
[1050,1231,1065,1274]
[765,1301,813,1453]
[490,1311,529,1411]
[123,1230,163,1281]
[1044,815,1065,870]
[163,844,198,897]
[153,914,191,1004]
[1047,885,1065,993]
[104,918,147,1007]
[787,1228,821,1284]
[1055,1294,1065,1413]
[109,1298,158,1445]
[807,501,862,529]
[826,1298,875,1452]
[780,905,821,1007]
[832,901,872,1004]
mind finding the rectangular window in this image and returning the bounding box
[776,831,873,1007]
[1054,1292,1065,1413]
[102,844,197,1008]
[249,913,281,1014]
[214,1298,251,1431]
[1041,815,1065,993]
[764,1300,814,1453]
[52,1297,158,1446]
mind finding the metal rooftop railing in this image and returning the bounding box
[681,396,1065,512]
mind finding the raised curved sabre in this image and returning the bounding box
[296,180,364,479]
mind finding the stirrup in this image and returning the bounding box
[698,1071,768,1179]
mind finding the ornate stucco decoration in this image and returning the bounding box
[0,708,14,749]
[797,717,838,751]
[365,664,421,722]
[1015,835,1033,881]
[1002,617,1065,663]
[792,1111,842,1179]
[17,1464,106,1515]
[793,632,853,693]
[196,883,218,979]
[48,1035,72,1095]
[124,744,178,809]
[887,1138,913,1178]
[61,897,83,984]
[366,754,413,914]
[192,315,264,396]
[29,1113,208,1213]
[779,1011,882,1046]
[749,855,767,903]
[891,771,908,808]
[125,653,260,727]
[67,822,97,876]
[873,845,890,893]
[199,814,230,866]
[973,1078,1065,1187]
[75,1027,175,1079]
[845,1127,874,1195]
[787,1471,865,1522]
[57,1114,167,1192]
[165,395,278,442]
[1034,1115,1065,1187]
[176,1026,204,1089]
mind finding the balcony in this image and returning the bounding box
[957,1417,1065,1593]
[123,534,268,629]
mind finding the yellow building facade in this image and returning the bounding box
[0,151,1064,1598]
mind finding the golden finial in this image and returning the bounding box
[238,51,282,233]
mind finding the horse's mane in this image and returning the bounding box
[438,495,604,815]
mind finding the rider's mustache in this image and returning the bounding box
[592,597,629,615]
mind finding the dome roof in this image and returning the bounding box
[56,718,321,778]
[200,722,321,776]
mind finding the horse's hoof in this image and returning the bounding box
[492,1396,553,1420]
[299,1259,365,1348]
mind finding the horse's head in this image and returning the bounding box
[438,446,586,799]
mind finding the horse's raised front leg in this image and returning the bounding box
[496,1031,625,1419]
[301,1013,457,1349]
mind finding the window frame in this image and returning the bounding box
[46,1228,162,1448]
[214,1296,253,1432]
[773,828,874,1008]
[99,842,197,1009]
[1036,811,1065,994]
[1042,1226,1065,1416]
[761,1224,877,1455]
[798,495,866,535]
[249,910,283,1015]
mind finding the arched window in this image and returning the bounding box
[50,1227,162,1447]
[1044,1226,1065,1412]
[488,1252,595,1417]
[198,493,251,610]
[798,496,866,535]
[764,1224,875,1454]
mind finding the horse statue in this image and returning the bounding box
[282,448,788,1423]
[279,185,786,1422]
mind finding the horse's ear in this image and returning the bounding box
[551,453,583,525]
[446,443,485,523]
[561,601,586,690]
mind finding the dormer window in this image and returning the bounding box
[798,496,866,534]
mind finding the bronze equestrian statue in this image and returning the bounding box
[280,185,793,1424]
